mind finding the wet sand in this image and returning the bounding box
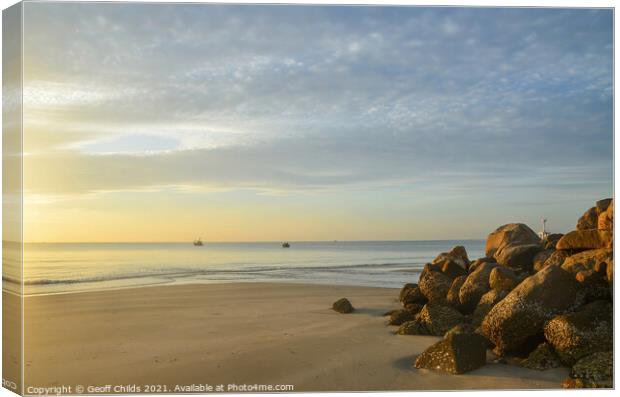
[18,283,567,392]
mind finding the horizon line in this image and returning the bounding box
[7,238,488,244]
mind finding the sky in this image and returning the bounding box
[20,3,613,242]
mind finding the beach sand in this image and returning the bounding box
[19,283,567,392]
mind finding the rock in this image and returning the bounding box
[544,300,612,365]
[556,230,613,251]
[592,261,607,274]
[396,319,429,335]
[438,258,467,279]
[459,262,497,312]
[404,303,424,315]
[433,245,469,270]
[418,303,465,336]
[564,351,613,388]
[489,267,520,292]
[561,249,612,275]
[597,201,613,231]
[494,244,543,272]
[387,309,415,326]
[449,245,470,265]
[399,283,417,302]
[446,275,466,309]
[467,258,495,273]
[419,262,442,277]
[575,270,610,302]
[471,289,507,327]
[418,268,453,304]
[485,223,541,258]
[445,324,494,348]
[543,233,563,250]
[520,343,562,371]
[538,250,570,271]
[595,198,613,212]
[532,249,554,272]
[413,332,488,374]
[332,298,354,313]
[480,265,582,356]
[443,323,476,338]
[382,309,398,317]
[401,285,427,305]
[577,207,599,230]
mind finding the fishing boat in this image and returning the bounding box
[193,238,203,246]
[282,242,290,248]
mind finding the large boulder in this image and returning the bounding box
[467,257,495,273]
[480,265,582,356]
[597,200,613,231]
[433,245,469,270]
[399,283,417,302]
[561,249,612,302]
[471,289,507,327]
[543,233,563,250]
[520,343,562,371]
[489,266,520,292]
[418,268,452,304]
[494,244,544,272]
[563,351,613,389]
[396,318,429,335]
[556,230,612,251]
[485,223,541,258]
[404,303,425,316]
[537,250,570,271]
[443,323,476,338]
[413,332,488,374]
[576,207,599,230]
[446,275,466,309]
[561,249,612,275]
[418,303,465,336]
[388,309,415,326]
[458,262,497,312]
[544,300,612,365]
[332,298,354,313]
[400,285,427,305]
[575,270,611,302]
[438,258,467,279]
[418,263,442,281]
[532,249,554,271]
[595,198,613,212]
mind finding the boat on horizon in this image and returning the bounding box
[193,238,204,246]
[282,242,290,248]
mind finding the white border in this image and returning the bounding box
[0,2,617,397]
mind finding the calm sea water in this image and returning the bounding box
[3,240,484,295]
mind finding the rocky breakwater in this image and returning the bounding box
[393,199,613,388]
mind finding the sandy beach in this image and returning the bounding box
[18,283,567,392]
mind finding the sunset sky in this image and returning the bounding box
[21,4,613,242]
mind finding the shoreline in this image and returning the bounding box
[6,280,403,298]
[16,282,568,391]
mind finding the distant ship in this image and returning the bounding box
[282,242,290,248]
[193,238,204,246]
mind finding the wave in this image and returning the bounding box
[5,261,425,287]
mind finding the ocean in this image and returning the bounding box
[3,240,485,296]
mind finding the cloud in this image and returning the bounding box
[21,4,612,205]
